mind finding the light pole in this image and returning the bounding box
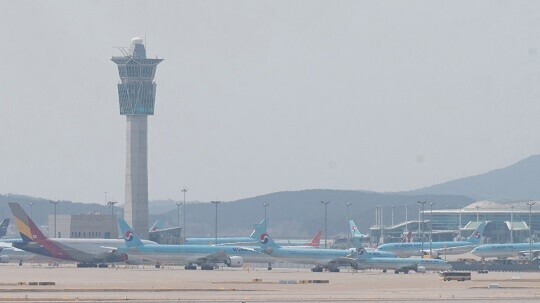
[49,200,58,238]
[405,204,408,232]
[380,205,384,243]
[391,205,395,226]
[417,201,426,253]
[510,205,514,243]
[321,201,330,249]
[375,205,380,226]
[181,187,188,243]
[429,202,435,256]
[476,205,480,222]
[107,201,117,239]
[458,205,463,239]
[263,203,269,232]
[211,201,221,245]
[527,201,535,261]
[29,202,34,220]
[346,202,352,244]
[176,202,181,227]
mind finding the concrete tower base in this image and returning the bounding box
[125,115,149,239]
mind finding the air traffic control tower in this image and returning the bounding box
[111,37,163,239]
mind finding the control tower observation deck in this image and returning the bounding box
[111,37,163,239]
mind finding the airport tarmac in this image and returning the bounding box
[0,263,540,302]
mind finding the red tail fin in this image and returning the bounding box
[309,231,322,247]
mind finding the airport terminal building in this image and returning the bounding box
[370,200,540,244]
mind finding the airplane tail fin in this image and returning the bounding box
[349,220,363,238]
[251,222,279,249]
[117,219,145,247]
[149,219,165,232]
[0,219,10,237]
[309,231,322,247]
[8,203,48,243]
[402,230,413,243]
[467,221,487,244]
[249,219,267,239]
[349,220,372,259]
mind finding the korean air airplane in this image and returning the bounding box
[115,219,275,270]
[471,243,540,259]
[185,219,321,249]
[255,222,451,273]
[376,221,487,257]
[8,202,155,267]
[349,221,451,273]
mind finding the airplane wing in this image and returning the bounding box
[194,250,228,264]
[314,257,359,269]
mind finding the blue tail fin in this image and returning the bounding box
[467,221,487,244]
[0,219,9,238]
[249,219,267,239]
[349,220,363,238]
[349,220,372,259]
[117,219,145,247]
[251,222,279,250]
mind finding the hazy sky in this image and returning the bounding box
[2,1,540,204]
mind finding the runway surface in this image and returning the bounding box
[1,263,540,302]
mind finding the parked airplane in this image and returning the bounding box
[376,221,487,257]
[184,219,321,248]
[115,219,276,270]
[348,220,398,258]
[349,220,451,273]
[8,202,155,267]
[471,243,540,259]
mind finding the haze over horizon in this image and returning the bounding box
[2,1,540,204]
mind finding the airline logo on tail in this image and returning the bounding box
[356,247,365,255]
[124,231,134,241]
[259,233,269,244]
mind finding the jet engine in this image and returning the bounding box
[121,253,144,265]
[0,255,9,263]
[415,266,427,273]
[225,256,244,267]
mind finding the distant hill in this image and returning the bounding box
[1,191,473,239]
[408,155,540,200]
[154,190,473,238]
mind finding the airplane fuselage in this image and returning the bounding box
[471,243,540,259]
[376,241,478,257]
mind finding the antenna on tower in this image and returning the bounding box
[117,46,130,57]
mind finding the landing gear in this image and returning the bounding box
[382,269,387,273]
[395,270,400,274]
[184,264,197,270]
[18,262,22,266]
[311,266,324,272]
[98,263,108,268]
[329,268,340,273]
[201,264,214,270]
[76,263,97,268]
[155,263,161,269]
[268,263,272,270]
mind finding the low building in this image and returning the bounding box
[48,213,118,239]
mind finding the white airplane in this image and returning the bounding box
[9,203,156,267]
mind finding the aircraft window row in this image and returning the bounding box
[70,231,103,238]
